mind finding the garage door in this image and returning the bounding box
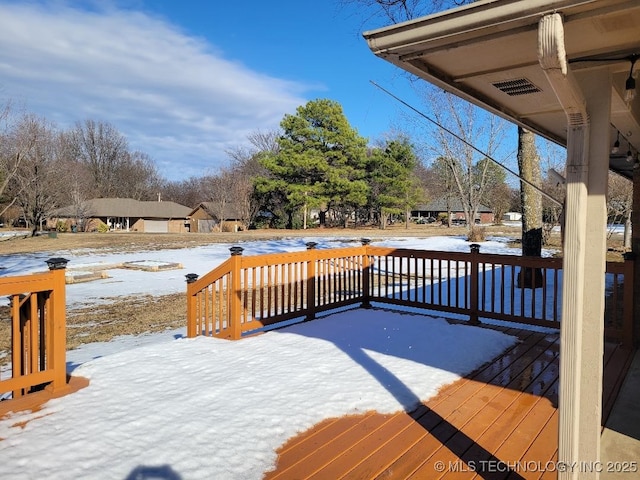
[144,220,169,233]
[198,219,217,233]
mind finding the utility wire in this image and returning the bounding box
[370,81,564,207]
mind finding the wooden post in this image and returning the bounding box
[361,239,372,308]
[45,257,69,395]
[632,161,640,347]
[10,294,22,398]
[185,273,199,338]
[469,244,480,325]
[622,253,634,350]
[306,242,317,321]
[229,247,244,340]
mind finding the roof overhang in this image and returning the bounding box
[364,0,640,179]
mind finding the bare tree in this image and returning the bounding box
[518,127,543,255]
[67,120,130,197]
[484,183,514,226]
[516,127,544,287]
[160,176,207,208]
[607,172,633,249]
[246,129,280,155]
[346,0,546,255]
[537,142,567,246]
[9,115,65,235]
[225,129,279,228]
[426,157,455,227]
[202,170,234,231]
[425,91,508,234]
[228,156,265,229]
[116,151,164,200]
[53,132,95,229]
[0,103,30,220]
[338,0,469,25]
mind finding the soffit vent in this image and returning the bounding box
[567,112,588,127]
[492,78,541,96]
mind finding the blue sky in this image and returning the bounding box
[0,0,425,180]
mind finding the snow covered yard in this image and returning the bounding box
[0,308,516,479]
[0,235,534,479]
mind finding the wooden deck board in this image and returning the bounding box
[406,337,560,480]
[437,367,560,480]
[265,324,635,480]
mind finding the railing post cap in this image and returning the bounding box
[46,257,69,270]
[361,238,371,245]
[470,244,481,253]
[185,273,199,283]
[306,241,318,249]
[229,246,244,256]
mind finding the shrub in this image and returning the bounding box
[467,226,486,242]
[221,222,237,233]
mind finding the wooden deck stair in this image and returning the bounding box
[265,325,634,480]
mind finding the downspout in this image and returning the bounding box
[538,13,589,129]
[537,12,593,480]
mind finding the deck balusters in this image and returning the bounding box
[185,242,631,346]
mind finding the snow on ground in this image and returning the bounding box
[0,235,542,478]
[1,235,548,309]
[0,309,517,480]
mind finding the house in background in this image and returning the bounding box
[51,198,191,233]
[188,202,243,233]
[411,199,494,224]
[503,211,523,222]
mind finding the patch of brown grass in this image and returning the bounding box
[0,225,524,256]
[0,294,185,367]
[65,293,186,350]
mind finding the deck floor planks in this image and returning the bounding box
[265,412,378,479]
[265,324,634,480]
[273,414,376,465]
[267,413,397,479]
[364,332,560,479]
[269,327,547,479]
[306,412,426,480]
[341,406,443,480]
[405,337,560,479]
[512,412,559,480]
[432,363,561,480]
[472,380,559,480]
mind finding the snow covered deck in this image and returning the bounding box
[265,324,633,480]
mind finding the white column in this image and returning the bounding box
[558,69,610,479]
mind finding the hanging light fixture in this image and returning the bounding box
[569,54,639,104]
[626,141,634,163]
[625,55,638,104]
[612,131,620,154]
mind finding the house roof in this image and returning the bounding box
[188,202,242,220]
[364,0,640,179]
[54,198,191,219]
[413,199,492,213]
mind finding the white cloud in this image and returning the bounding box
[0,3,311,179]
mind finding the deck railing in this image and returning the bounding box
[0,258,70,399]
[604,254,634,347]
[186,241,634,348]
[186,244,367,339]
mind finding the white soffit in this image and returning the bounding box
[364,0,640,178]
